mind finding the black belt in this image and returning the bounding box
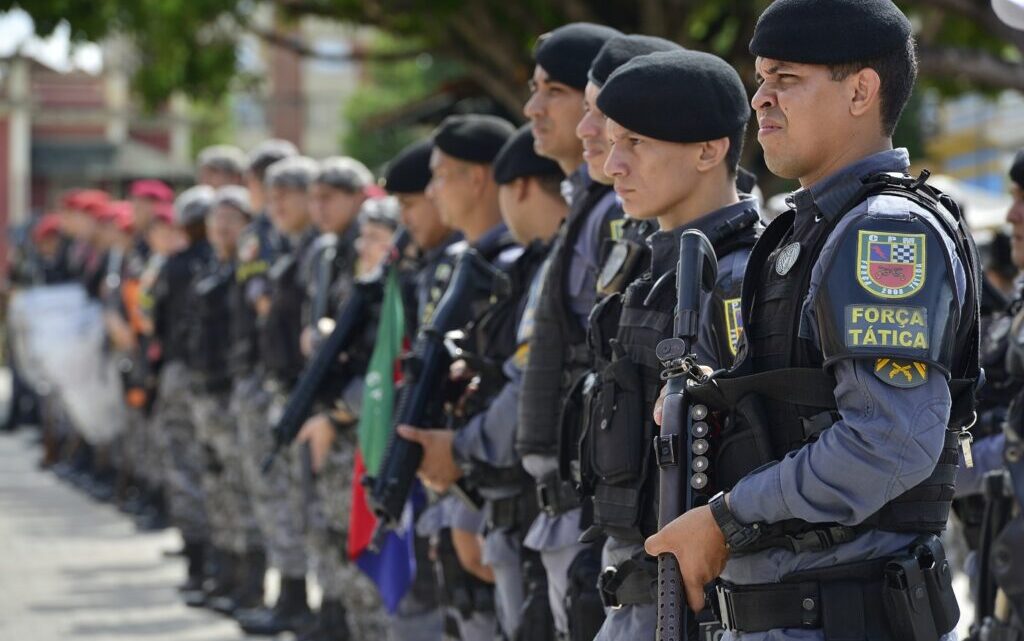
[536,470,579,516]
[488,490,537,531]
[597,557,656,608]
[714,559,891,636]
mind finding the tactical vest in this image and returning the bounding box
[189,262,235,393]
[460,241,549,530]
[517,183,616,458]
[261,231,317,386]
[153,241,211,363]
[577,209,759,543]
[693,173,982,553]
[229,214,278,377]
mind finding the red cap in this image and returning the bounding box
[32,214,62,243]
[130,179,174,204]
[62,189,110,215]
[99,200,134,227]
[364,184,387,199]
[150,201,176,226]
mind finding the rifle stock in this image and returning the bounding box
[262,230,410,473]
[654,230,718,641]
[367,249,505,533]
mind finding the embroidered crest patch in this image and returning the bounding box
[857,230,926,299]
[724,297,743,356]
[873,358,928,388]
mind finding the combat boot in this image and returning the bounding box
[236,576,312,635]
[187,548,237,610]
[177,541,206,599]
[295,598,351,641]
[211,548,266,614]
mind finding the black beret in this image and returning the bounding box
[749,0,912,65]
[1011,149,1024,190]
[433,115,516,164]
[383,140,433,194]
[588,34,682,88]
[493,125,565,186]
[597,50,750,143]
[534,23,622,90]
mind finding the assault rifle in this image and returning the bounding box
[262,229,411,472]
[653,229,718,641]
[367,249,506,535]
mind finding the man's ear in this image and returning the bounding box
[517,177,532,203]
[849,67,882,119]
[695,137,730,174]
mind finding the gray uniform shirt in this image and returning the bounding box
[723,149,966,640]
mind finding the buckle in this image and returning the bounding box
[535,482,554,515]
[714,583,736,631]
[597,565,623,610]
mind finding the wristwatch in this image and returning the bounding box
[709,491,763,551]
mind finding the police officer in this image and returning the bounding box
[407,113,518,641]
[228,139,295,627]
[293,157,390,641]
[958,151,1024,639]
[144,185,215,601]
[184,186,265,614]
[645,2,979,640]
[400,125,565,640]
[197,144,247,188]
[571,47,758,641]
[381,138,460,641]
[516,22,622,640]
[236,155,321,636]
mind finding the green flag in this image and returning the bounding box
[358,266,406,476]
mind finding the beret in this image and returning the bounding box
[589,34,682,88]
[316,156,374,193]
[534,23,622,90]
[1011,149,1024,190]
[33,214,62,242]
[247,139,299,178]
[130,179,174,203]
[383,140,433,194]
[493,125,565,185]
[174,185,215,226]
[749,0,912,65]
[214,185,253,218]
[265,156,319,190]
[597,50,750,143]
[359,196,400,231]
[433,115,516,164]
[62,189,109,214]
[197,144,247,175]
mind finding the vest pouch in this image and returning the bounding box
[713,394,775,491]
[559,372,590,490]
[588,354,645,485]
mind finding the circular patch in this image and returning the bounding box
[775,242,801,276]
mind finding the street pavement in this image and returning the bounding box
[0,429,262,641]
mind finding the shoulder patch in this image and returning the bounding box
[873,358,928,388]
[239,234,261,263]
[724,297,743,356]
[608,218,625,242]
[856,230,926,299]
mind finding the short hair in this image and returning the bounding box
[265,156,319,191]
[316,157,374,193]
[531,173,565,199]
[197,145,247,176]
[248,139,299,181]
[358,197,399,231]
[213,185,252,218]
[827,37,917,137]
[726,128,746,175]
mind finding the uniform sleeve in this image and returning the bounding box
[729,199,967,526]
[729,358,951,525]
[452,363,522,470]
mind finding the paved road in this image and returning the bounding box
[0,429,255,641]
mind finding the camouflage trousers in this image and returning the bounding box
[123,406,164,487]
[191,389,262,554]
[297,426,387,638]
[154,361,208,542]
[233,375,307,578]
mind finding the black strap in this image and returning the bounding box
[690,367,838,410]
[597,557,656,608]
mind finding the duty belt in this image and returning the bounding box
[713,559,889,635]
[536,470,579,516]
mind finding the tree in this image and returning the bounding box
[11,0,1024,113]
